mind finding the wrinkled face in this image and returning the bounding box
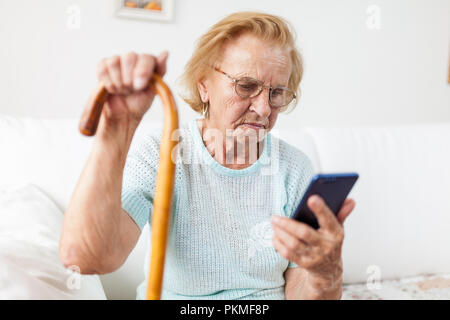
[198,32,293,141]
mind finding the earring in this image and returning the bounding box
[202,102,209,119]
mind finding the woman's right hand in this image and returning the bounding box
[96,51,169,124]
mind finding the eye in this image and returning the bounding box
[271,88,284,97]
[237,78,259,92]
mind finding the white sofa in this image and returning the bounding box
[1,114,449,299]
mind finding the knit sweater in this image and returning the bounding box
[121,117,315,300]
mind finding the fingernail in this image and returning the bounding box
[312,196,322,207]
[133,77,146,91]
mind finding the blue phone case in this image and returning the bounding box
[292,173,359,229]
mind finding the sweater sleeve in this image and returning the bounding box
[121,131,161,231]
[282,146,315,268]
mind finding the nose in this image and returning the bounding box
[249,87,271,118]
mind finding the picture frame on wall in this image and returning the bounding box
[116,0,174,22]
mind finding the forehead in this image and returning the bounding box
[218,33,292,81]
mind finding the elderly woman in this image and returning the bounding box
[60,11,355,300]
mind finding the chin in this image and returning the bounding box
[234,125,267,140]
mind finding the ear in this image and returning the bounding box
[197,78,209,103]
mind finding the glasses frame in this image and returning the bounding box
[213,67,296,108]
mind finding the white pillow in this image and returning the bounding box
[0,184,106,299]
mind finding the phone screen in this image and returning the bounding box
[292,173,359,229]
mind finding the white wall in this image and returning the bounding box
[0,0,449,128]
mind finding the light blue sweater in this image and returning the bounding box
[121,118,314,299]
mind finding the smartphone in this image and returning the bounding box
[292,173,359,229]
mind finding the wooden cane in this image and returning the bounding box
[79,74,179,300]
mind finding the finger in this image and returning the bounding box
[121,52,138,93]
[273,223,307,254]
[155,51,169,76]
[271,215,320,245]
[133,53,156,91]
[97,58,115,93]
[272,236,292,261]
[336,198,356,225]
[307,195,341,232]
[105,55,124,93]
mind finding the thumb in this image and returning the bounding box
[155,50,169,76]
[337,199,355,225]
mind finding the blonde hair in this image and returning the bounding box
[178,11,303,115]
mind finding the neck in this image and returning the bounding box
[197,119,264,169]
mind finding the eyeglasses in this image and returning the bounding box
[213,67,296,108]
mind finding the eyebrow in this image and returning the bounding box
[239,74,289,88]
[219,65,288,88]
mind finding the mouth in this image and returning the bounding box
[242,123,266,130]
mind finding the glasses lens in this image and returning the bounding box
[235,78,261,98]
[270,87,295,107]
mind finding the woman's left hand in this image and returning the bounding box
[271,195,356,288]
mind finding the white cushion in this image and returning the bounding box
[0,184,106,299]
[271,127,321,172]
[306,123,450,283]
[0,115,93,211]
[0,115,165,299]
[0,115,160,211]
